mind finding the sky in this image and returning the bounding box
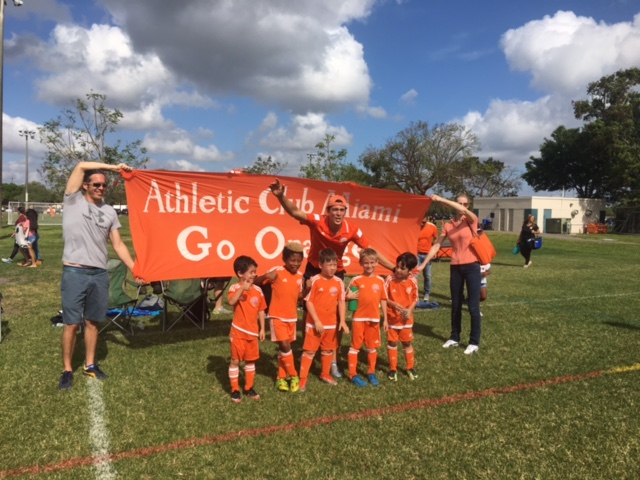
[2,0,639,196]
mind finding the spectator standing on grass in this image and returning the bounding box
[268,178,395,379]
[385,252,419,381]
[517,214,540,268]
[227,255,266,403]
[417,194,482,355]
[58,162,140,390]
[2,206,26,264]
[25,209,41,266]
[416,215,438,301]
[255,242,305,393]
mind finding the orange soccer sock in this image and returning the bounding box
[277,352,287,380]
[299,352,314,380]
[404,346,415,370]
[229,365,240,392]
[320,351,333,377]
[387,345,398,371]
[244,363,256,391]
[280,349,298,378]
[348,347,359,378]
[367,349,378,374]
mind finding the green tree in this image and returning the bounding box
[358,121,480,195]
[572,68,640,203]
[37,92,149,203]
[244,155,287,175]
[448,157,521,197]
[1,182,23,204]
[300,134,349,182]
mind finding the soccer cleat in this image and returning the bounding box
[330,362,342,378]
[464,344,479,355]
[299,378,307,392]
[407,369,418,381]
[350,375,368,388]
[367,373,380,386]
[387,370,397,382]
[1,258,12,264]
[319,374,338,386]
[290,376,300,393]
[83,364,108,380]
[276,378,289,392]
[58,371,73,390]
[243,387,261,400]
[442,339,459,348]
[231,390,242,403]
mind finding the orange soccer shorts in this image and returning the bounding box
[230,335,260,363]
[302,324,338,352]
[386,326,414,343]
[270,318,297,343]
[350,321,381,350]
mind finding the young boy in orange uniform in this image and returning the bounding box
[227,255,267,403]
[255,242,305,393]
[299,248,349,391]
[346,248,388,387]
[384,252,419,382]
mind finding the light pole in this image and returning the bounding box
[0,0,25,212]
[19,128,34,204]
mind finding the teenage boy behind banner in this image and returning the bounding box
[268,178,396,377]
[58,162,142,390]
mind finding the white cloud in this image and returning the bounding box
[399,89,418,106]
[501,11,640,95]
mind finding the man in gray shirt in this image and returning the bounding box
[59,161,140,390]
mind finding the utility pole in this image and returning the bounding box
[19,129,35,204]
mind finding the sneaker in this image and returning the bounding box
[58,371,73,390]
[36,260,43,266]
[330,362,342,378]
[290,376,300,393]
[407,369,418,381]
[464,344,479,355]
[1,258,12,264]
[83,364,108,380]
[480,311,483,317]
[276,378,289,392]
[442,340,460,348]
[524,261,532,268]
[350,375,368,388]
[243,387,261,400]
[319,374,338,386]
[299,378,307,392]
[212,307,232,315]
[387,370,397,382]
[367,373,380,386]
[423,294,429,301]
[231,390,242,403]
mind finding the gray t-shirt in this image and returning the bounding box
[62,191,121,269]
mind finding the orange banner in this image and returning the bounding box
[122,170,431,281]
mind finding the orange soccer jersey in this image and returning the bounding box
[262,266,303,322]
[228,283,267,339]
[304,274,346,328]
[384,275,419,328]
[347,274,387,323]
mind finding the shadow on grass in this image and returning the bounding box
[0,319,10,341]
[603,321,640,331]
[207,355,230,393]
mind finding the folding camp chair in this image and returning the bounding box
[99,259,141,335]
[161,279,209,332]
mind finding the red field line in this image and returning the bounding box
[0,370,604,478]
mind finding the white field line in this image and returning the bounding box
[486,291,637,307]
[86,379,116,480]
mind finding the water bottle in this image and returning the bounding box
[348,286,358,312]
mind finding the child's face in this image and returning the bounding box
[360,255,377,275]
[394,263,410,281]
[319,260,338,278]
[239,265,257,284]
[284,253,303,275]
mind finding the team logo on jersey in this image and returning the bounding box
[330,286,339,295]
[250,296,260,307]
[372,284,381,293]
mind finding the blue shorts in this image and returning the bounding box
[61,266,109,325]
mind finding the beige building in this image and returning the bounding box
[472,196,607,234]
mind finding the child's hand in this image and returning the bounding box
[382,320,389,332]
[241,280,253,291]
[314,320,324,334]
[259,329,265,341]
[346,289,358,300]
[266,270,278,281]
[339,321,349,335]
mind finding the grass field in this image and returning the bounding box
[0,221,639,479]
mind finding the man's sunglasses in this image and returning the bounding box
[86,182,108,189]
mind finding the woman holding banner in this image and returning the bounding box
[269,179,396,377]
[417,194,482,355]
